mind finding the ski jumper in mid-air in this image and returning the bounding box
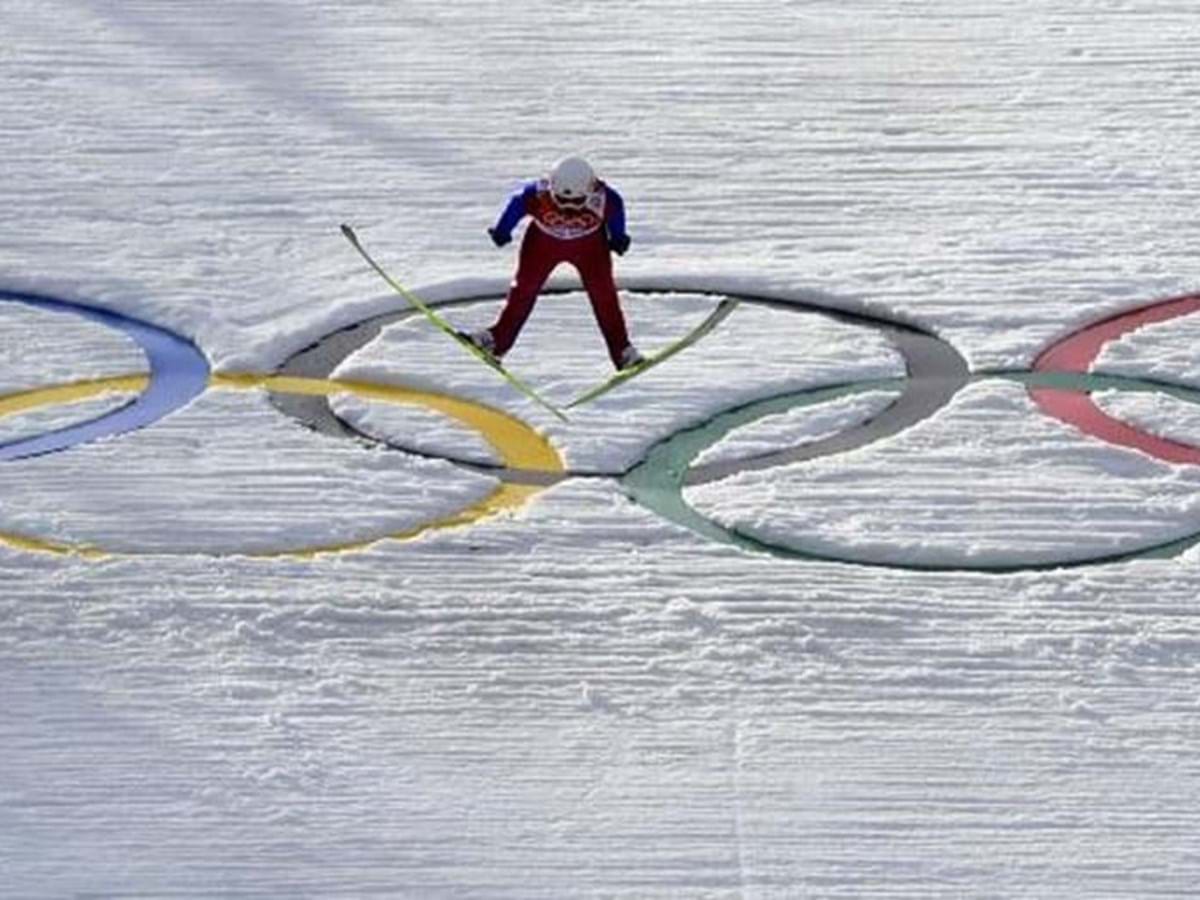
[463,156,643,371]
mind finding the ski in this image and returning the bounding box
[567,298,740,409]
[340,224,568,422]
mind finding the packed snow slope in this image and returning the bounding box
[4,1,1200,896]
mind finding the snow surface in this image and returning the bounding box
[693,388,903,468]
[0,301,146,441]
[0,392,139,446]
[1094,390,1200,450]
[0,387,498,555]
[5,0,1200,896]
[688,379,1200,567]
[333,388,502,468]
[331,292,903,472]
[1094,306,1200,386]
[0,302,147,394]
[1076,296,1200,460]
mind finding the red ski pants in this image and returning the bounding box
[489,226,631,366]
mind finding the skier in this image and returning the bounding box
[462,156,644,371]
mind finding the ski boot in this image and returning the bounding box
[457,328,500,358]
[617,344,646,371]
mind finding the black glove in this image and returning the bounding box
[488,227,511,248]
[608,233,631,256]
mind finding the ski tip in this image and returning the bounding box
[339,223,357,241]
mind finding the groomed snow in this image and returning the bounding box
[693,388,903,468]
[0,392,139,446]
[331,292,903,472]
[1094,390,1200,450]
[1080,306,1200,454]
[0,389,498,555]
[5,0,1200,896]
[0,302,147,442]
[689,380,1200,567]
[0,302,147,395]
[1094,307,1200,386]
[332,389,501,467]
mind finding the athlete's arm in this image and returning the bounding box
[603,185,630,255]
[489,182,538,246]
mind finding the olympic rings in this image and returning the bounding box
[268,283,968,482]
[623,369,1200,573]
[1030,293,1200,466]
[3,285,1200,570]
[0,290,209,461]
[0,370,563,558]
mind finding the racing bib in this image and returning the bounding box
[528,180,607,240]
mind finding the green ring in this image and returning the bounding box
[622,372,1200,573]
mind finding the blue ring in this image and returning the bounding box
[0,290,210,461]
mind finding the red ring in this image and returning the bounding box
[1031,293,1200,465]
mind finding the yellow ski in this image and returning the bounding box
[340,224,568,422]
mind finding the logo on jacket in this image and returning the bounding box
[530,182,606,240]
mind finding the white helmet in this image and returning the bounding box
[549,156,595,204]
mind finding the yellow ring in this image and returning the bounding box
[0,374,149,419]
[0,372,563,558]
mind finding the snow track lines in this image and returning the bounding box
[676,296,968,487]
[269,292,570,486]
[272,284,968,483]
[1030,293,1200,465]
[631,289,1200,573]
[5,285,1200,568]
[215,373,562,558]
[621,288,1200,573]
[275,283,975,566]
[0,290,562,557]
[0,290,209,461]
[0,372,562,558]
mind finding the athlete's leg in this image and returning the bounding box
[489,228,561,357]
[573,234,632,367]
